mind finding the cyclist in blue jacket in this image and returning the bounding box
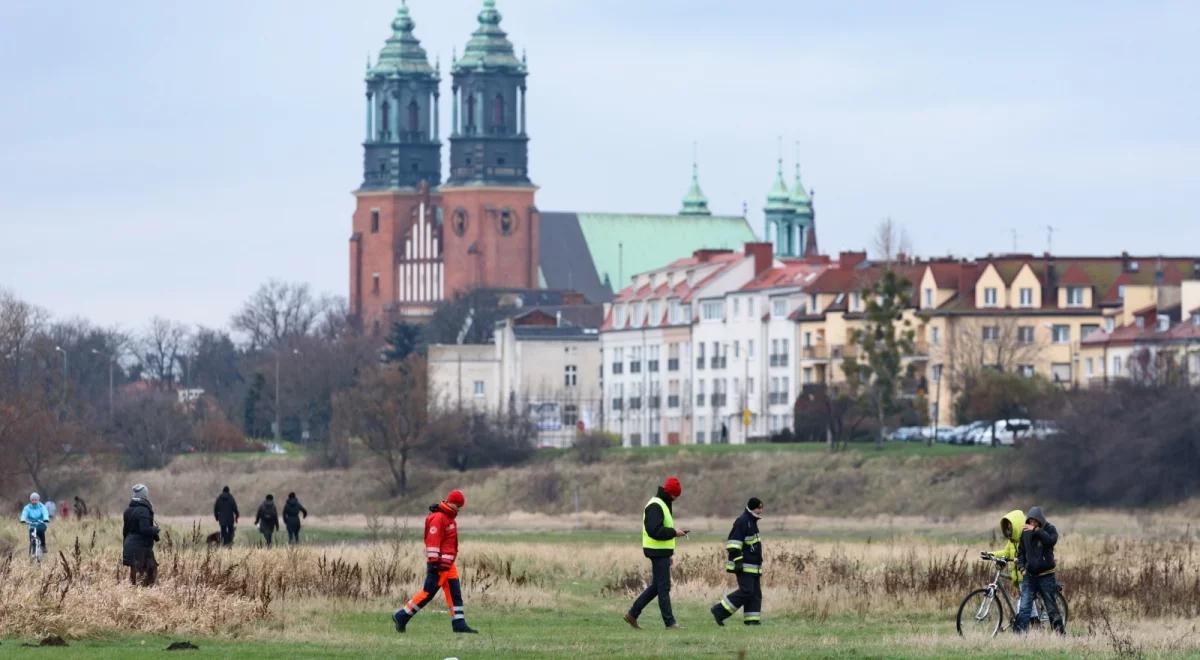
[20,492,50,552]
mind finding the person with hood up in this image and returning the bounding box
[213,486,239,547]
[282,492,309,545]
[1013,506,1064,634]
[984,509,1026,593]
[20,492,50,554]
[624,476,688,630]
[254,494,280,547]
[711,497,765,626]
[392,489,479,634]
[122,484,160,586]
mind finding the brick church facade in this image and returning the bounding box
[349,2,768,333]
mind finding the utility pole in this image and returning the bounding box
[274,347,300,443]
[54,345,68,406]
[91,348,115,419]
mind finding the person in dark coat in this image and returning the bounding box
[1013,505,1064,634]
[282,492,308,545]
[213,486,239,547]
[711,497,765,626]
[122,484,160,587]
[255,494,280,547]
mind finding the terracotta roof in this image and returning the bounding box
[1058,264,1092,286]
[739,261,828,292]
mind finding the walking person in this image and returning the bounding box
[255,494,280,547]
[624,476,688,630]
[711,497,765,626]
[73,495,88,518]
[282,492,309,545]
[392,489,479,634]
[213,486,239,547]
[122,484,160,587]
[1013,506,1064,634]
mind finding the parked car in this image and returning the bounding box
[960,421,991,445]
[1032,420,1061,439]
[971,419,1032,446]
[887,426,924,442]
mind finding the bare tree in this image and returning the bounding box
[0,392,82,494]
[332,355,430,495]
[0,290,48,392]
[935,317,1045,390]
[231,281,333,350]
[139,317,191,388]
[871,218,914,264]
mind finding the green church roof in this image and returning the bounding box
[679,161,711,216]
[575,212,756,292]
[790,161,813,217]
[764,158,792,212]
[369,3,436,78]
[453,0,525,73]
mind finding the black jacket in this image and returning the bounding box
[121,498,159,566]
[642,487,677,559]
[255,500,279,533]
[282,496,308,528]
[1017,506,1058,576]
[725,509,763,572]
[214,492,239,525]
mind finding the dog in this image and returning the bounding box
[205,532,222,547]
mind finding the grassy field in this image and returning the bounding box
[3,511,1200,658]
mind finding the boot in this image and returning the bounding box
[710,604,727,627]
[453,620,479,634]
[392,610,409,633]
[622,612,641,630]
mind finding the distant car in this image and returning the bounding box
[1031,420,1061,440]
[960,421,991,445]
[970,419,1032,446]
[887,427,923,442]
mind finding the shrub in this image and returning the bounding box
[572,432,618,464]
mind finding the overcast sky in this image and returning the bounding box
[2,1,1197,328]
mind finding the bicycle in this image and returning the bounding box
[956,552,1068,638]
[27,521,46,564]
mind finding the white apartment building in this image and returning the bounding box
[600,242,831,447]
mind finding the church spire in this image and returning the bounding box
[680,144,711,216]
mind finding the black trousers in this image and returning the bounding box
[261,529,275,547]
[716,572,762,621]
[220,522,237,546]
[286,523,301,544]
[129,551,158,587]
[629,556,675,626]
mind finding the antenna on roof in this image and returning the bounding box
[1046,225,1057,255]
[1010,229,1019,252]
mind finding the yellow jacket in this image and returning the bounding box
[992,509,1025,587]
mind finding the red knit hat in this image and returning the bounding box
[662,476,682,498]
[447,489,466,508]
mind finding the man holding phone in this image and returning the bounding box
[624,476,687,630]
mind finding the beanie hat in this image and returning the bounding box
[132,484,149,500]
[447,489,466,508]
[747,497,763,510]
[662,476,682,498]
[266,494,274,501]
[222,486,230,493]
[30,492,40,502]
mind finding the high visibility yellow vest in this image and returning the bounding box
[642,496,676,551]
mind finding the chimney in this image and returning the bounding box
[695,248,733,263]
[744,242,773,275]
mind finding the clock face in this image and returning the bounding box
[452,209,468,237]
[498,208,517,235]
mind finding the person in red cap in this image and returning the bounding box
[624,476,688,630]
[393,489,478,634]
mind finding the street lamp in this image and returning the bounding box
[54,345,68,402]
[274,347,300,443]
[91,348,115,418]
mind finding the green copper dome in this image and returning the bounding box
[790,161,813,216]
[679,161,711,216]
[453,0,525,73]
[764,158,792,212]
[369,3,435,79]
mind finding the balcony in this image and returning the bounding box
[912,340,930,356]
[667,358,680,372]
[769,354,790,368]
[801,344,829,360]
[831,344,859,360]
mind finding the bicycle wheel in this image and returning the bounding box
[957,588,1004,639]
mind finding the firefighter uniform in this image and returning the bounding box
[711,498,764,625]
[393,490,478,634]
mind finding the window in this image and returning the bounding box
[982,326,999,342]
[733,341,740,359]
[407,100,419,133]
[1113,356,1123,375]
[696,342,705,369]
[473,380,485,397]
[803,367,813,384]
[611,347,624,375]
[696,417,707,444]
[930,327,941,345]
[667,343,680,371]
[748,340,755,358]
[1193,314,1200,327]
[631,303,643,327]
[748,297,755,317]
[1085,358,1094,377]
[1052,325,1071,344]
[733,297,740,318]
[702,301,723,321]
[611,383,624,410]
[380,101,390,139]
[932,364,943,382]
[772,299,787,318]
[983,288,998,307]
[1157,316,1171,331]
[1066,287,1086,307]
[649,301,661,325]
[648,345,660,372]
[1017,326,1034,344]
[1117,285,1127,300]
[1018,365,1035,378]
[747,377,754,393]
[850,292,862,312]
[499,209,515,235]
[1051,363,1072,383]
[1105,317,1116,332]
[493,93,504,127]
[564,365,577,387]
[371,273,380,295]
[696,379,706,407]
[465,94,476,132]
[370,209,380,233]
[1081,324,1100,340]
[1019,288,1033,307]
[613,305,626,327]
[924,288,933,308]
[630,346,642,373]
[561,404,578,428]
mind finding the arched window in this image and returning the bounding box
[465,94,476,133]
[407,100,419,134]
[493,93,504,129]
[380,101,390,140]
